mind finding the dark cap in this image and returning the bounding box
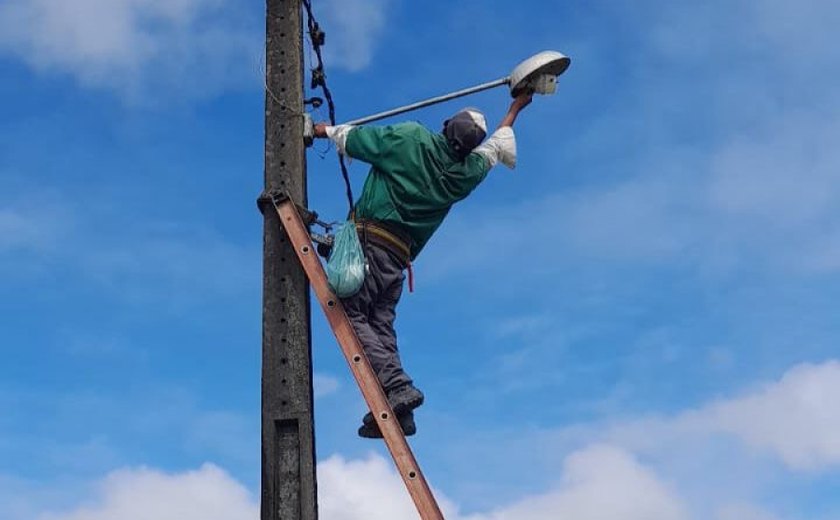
[443,108,487,159]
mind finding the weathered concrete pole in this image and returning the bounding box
[261,0,318,518]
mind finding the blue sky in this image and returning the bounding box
[1,0,839,519]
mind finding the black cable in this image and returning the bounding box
[301,0,355,213]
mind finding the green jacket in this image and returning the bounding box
[345,122,491,259]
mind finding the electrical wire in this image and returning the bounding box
[301,0,355,213]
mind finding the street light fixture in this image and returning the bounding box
[304,50,571,144]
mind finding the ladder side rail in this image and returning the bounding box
[273,200,445,520]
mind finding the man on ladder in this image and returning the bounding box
[314,92,533,438]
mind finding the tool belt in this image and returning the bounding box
[355,219,413,268]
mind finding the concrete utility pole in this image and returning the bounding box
[261,1,318,519]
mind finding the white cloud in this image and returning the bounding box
[649,0,840,71]
[708,108,840,228]
[25,449,685,520]
[430,360,840,520]
[9,457,416,520]
[683,361,840,470]
[579,362,840,474]
[424,176,698,280]
[0,208,59,252]
[0,473,81,520]
[0,0,395,99]
[318,0,391,71]
[75,227,257,305]
[632,0,840,276]
[423,0,840,282]
[314,373,341,398]
[716,503,782,520]
[11,361,840,520]
[317,454,425,519]
[431,101,840,279]
[319,448,688,520]
[0,184,257,306]
[0,0,258,101]
[490,313,554,339]
[36,464,257,520]
[186,411,255,468]
[465,445,688,520]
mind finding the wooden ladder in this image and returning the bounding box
[267,192,445,520]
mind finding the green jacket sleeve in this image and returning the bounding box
[345,123,419,170]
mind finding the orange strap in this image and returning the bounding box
[407,261,414,293]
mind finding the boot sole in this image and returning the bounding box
[358,412,416,438]
[363,391,424,425]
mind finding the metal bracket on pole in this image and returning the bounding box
[258,189,325,228]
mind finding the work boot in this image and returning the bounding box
[386,383,424,415]
[358,383,424,438]
[360,384,424,425]
[357,410,416,439]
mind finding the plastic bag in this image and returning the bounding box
[325,219,366,297]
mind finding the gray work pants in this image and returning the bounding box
[341,241,412,391]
